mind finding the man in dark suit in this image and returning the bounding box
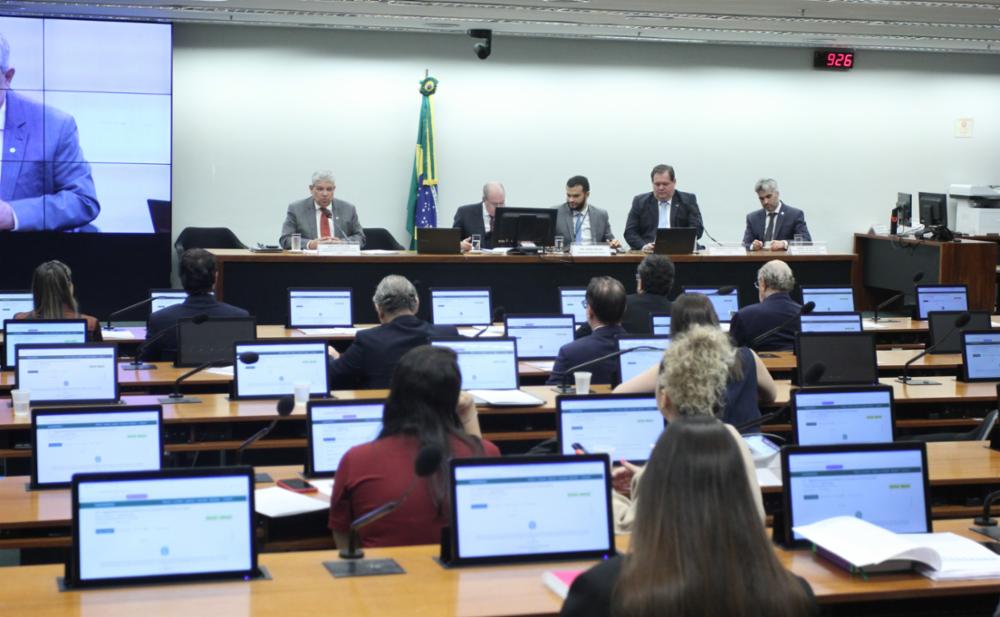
[453,181,505,252]
[144,249,251,362]
[624,164,703,251]
[623,255,674,334]
[729,260,801,352]
[547,276,628,385]
[328,275,458,388]
[742,178,811,251]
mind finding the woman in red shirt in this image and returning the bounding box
[329,345,500,548]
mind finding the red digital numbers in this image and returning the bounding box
[826,52,854,68]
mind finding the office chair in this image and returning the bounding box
[898,409,999,443]
[174,227,248,259]
[362,227,404,251]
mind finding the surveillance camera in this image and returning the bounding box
[474,42,491,60]
[468,28,493,61]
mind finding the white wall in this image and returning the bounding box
[173,25,1000,254]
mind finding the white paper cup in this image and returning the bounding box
[294,382,311,404]
[11,389,30,417]
[574,371,592,395]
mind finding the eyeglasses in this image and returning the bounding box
[580,299,588,308]
[753,281,761,290]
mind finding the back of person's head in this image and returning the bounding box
[179,248,217,295]
[586,276,626,325]
[657,324,735,418]
[31,260,78,318]
[758,259,796,293]
[636,255,674,296]
[669,293,719,337]
[372,275,418,316]
[614,416,812,617]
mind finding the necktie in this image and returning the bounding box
[488,214,494,233]
[573,213,584,243]
[763,212,776,243]
[320,208,332,238]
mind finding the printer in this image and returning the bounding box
[950,184,1000,235]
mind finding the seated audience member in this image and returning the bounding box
[547,276,628,386]
[615,293,775,428]
[623,254,673,334]
[743,178,811,251]
[455,181,505,252]
[729,259,801,352]
[329,274,458,389]
[14,260,101,339]
[329,345,500,548]
[279,170,365,250]
[560,417,817,617]
[144,248,250,361]
[610,325,765,533]
[553,175,620,248]
[623,163,704,252]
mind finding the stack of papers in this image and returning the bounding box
[101,329,136,340]
[469,389,544,407]
[255,487,329,518]
[297,327,359,336]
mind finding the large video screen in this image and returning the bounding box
[0,17,171,234]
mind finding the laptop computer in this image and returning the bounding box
[305,399,385,478]
[149,289,189,313]
[430,337,543,406]
[682,286,741,323]
[800,286,855,313]
[617,335,670,384]
[287,287,353,329]
[799,312,863,333]
[430,287,493,326]
[445,454,615,565]
[556,394,663,463]
[558,287,588,324]
[961,330,1000,382]
[67,466,260,589]
[504,314,575,361]
[175,316,256,367]
[31,405,164,489]
[3,319,88,371]
[780,442,931,547]
[650,313,671,336]
[653,228,698,254]
[791,385,895,446]
[927,310,991,354]
[16,342,119,406]
[233,340,330,400]
[795,332,878,386]
[0,291,33,323]
[915,284,968,320]
[416,228,461,254]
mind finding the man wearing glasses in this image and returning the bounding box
[455,181,505,252]
[729,260,801,352]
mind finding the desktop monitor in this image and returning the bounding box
[0,291,33,323]
[799,312,863,333]
[15,343,119,405]
[430,288,493,326]
[961,330,1000,382]
[650,313,671,336]
[149,289,189,313]
[305,400,385,478]
[31,405,164,489]
[286,287,353,329]
[493,207,557,249]
[617,336,669,384]
[175,316,257,368]
[897,192,913,227]
[791,386,895,446]
[915,284,968,320]
[918,192,948,227]
[556,394,663,463]
[430,337,521,391]
[781,443,930,547]
[504,314,575,360]
[927,310,991,354]
[681,286,740,322]
[68,467,259,589]
[800,286,855,313]
[447,455,615,565]
[232,340,330,399]
[795,332,878,386]
[558,287,588,324]
[3,319,88,370]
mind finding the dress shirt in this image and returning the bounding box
[572,206,592,244]
[657,199,671,229]
[481,203,492,234]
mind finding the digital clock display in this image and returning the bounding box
[813,49,855,70]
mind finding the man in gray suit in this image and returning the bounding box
[279,170,365,249]
[554,175,620,249]
[742,178,811,251]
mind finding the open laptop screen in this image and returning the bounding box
[782,443,930,546]
[682,287,740,322]
[650,313,671,336]
[617,336,669,384]
[795,332,877,386]
[176,316,256,368]
[792,386,894,446]
[16,343,118,405]
[557,394,662,463]
[287,288,353,328]
[32,406,163,489]
[306,400,384,477]
[0,292,33,323]
[3,319,88,370]
[430,288,492,326]
[504,314,575,360]
[962,330,1000,381]
[449,455,615,565]
[801,287,855,313]
[149,289,189,313]
[928,311,991,354]
[233,340,330,399]
[70,468,257,588]
[558,287,588,324]
[916,284,968,320]
[430,338,519,390]
[800,313,863,333]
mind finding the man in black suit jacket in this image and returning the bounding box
[144,249,251,362]
[329,275,458,389]
[729,260,801,352]
[453,181,505,252]
[548,276,628,385]
[575,254,674,338]
[624,164,703,251]
[742,178,812,251]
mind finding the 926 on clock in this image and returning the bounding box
[813,49,855,70]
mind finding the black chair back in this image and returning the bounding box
[174,227,247,258]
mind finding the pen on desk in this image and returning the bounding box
[571,442,589,455]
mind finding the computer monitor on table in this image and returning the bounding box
[791,386,895,446]
[504,314,575,361]
[493,207,557,250]
[800,286,855,313]
[795,332,878,386]
[897,192,913,227]
[927,310,990,354]
[305,400,385,478]
[617,336,670,384]
[149,289,189,313]
[232,340,330,400]
[915,284,968,320]
[800,312,863,333]
[286,287,353,329]
[175,316,256,367]
[918,192,948,227]
[430,288,493,327]
[3,319,88,370]
[558,287,588,325]
[0,291,33,323]
[681,286,740,323]
[15,343,119,405]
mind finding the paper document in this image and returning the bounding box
[469,389,544,407]
[204,366,235,377]
[457,325,504,337]
[793,516,940,572]
[361,250,400,255]
[101,330,136,340]
[756,467,782,488]
[297,327,359,336]
[526,360,556,372]
[310,479,335,497]
[914,533,1000,581]
[254,486,329,518]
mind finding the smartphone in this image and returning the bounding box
[277,478,317,493]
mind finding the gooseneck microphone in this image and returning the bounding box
[750,301,815,350]
[125,313,210,371]
[236,395,296,465]
[897,312,970,386]
[735,363,826,433]
[158,350,259,405]
[551,345,662,393]
[873,271,924,323]
[473,306,506,338]
[105,296,156,331]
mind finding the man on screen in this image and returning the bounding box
[742,178,811,251]
[454,181,504,252]
[624,164,703,252]
[0,33,100,232]
[279,170,366,249]
[554,175,620,249]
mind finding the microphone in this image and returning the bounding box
[125,313,210,372]
[474,306,506,338]
[750,301,815,350]
[716,285,736,295]
[551,345,661,393]
[158,350,259,405]
[701,225,723,247]
[873,272,924,323]
[897,312,970,386]
[105,296,156,331]
[235,395,295,467]
[339,445,443,560]
[736,363,826,432]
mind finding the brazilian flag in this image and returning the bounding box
[406,76,439,248]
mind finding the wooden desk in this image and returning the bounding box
[759,349,964,374]
[0,362,233,393]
